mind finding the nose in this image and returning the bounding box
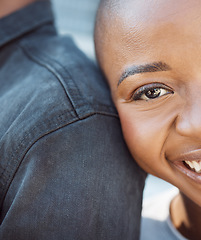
[175,98,201,139]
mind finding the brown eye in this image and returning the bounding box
[132,83,174,101]
[145,88,161,99]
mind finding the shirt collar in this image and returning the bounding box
[0,0,54,48]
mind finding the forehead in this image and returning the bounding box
[114,0,201,26]
[102,0,201,82]
[118,0,201,40]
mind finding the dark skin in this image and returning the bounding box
[0,0,35,18]
[95,0,201,239]
[171,192,201,239]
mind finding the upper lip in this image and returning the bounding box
[167,149,201,162]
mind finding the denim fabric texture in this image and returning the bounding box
[0,1,146,239]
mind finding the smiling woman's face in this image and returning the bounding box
[99,0,201,206]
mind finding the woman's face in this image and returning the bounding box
[101,0,201,206]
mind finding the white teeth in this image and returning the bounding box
[194,161,201,172]
[184,160,201,173]
[186,161,194,169]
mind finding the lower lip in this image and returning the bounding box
[172,161,201,184]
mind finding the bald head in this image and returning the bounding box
[94,0,160,77]
[94,0,201,89]
[94,0,122,69]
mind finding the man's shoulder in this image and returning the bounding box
[0,32,119,207]
[19,33,117,120]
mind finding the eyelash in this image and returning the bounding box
[130,83,174,101]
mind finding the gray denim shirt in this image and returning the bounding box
[0,1,146,239]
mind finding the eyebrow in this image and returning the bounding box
[118,61,171,86]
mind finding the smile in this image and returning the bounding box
[168,150,201,184]
[172,160,201,184]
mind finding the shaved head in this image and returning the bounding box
[94,0,201,87]
[94,0,122,70]
[94,0,156,78]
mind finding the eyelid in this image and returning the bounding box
[129,82,174,101]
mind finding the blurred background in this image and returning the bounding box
[52,0,99,59]
[51,0,176,200]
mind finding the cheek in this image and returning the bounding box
[120,114,150,155]
[120,114,159,161]
[116,103,176,176]
[118,109,160,169]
